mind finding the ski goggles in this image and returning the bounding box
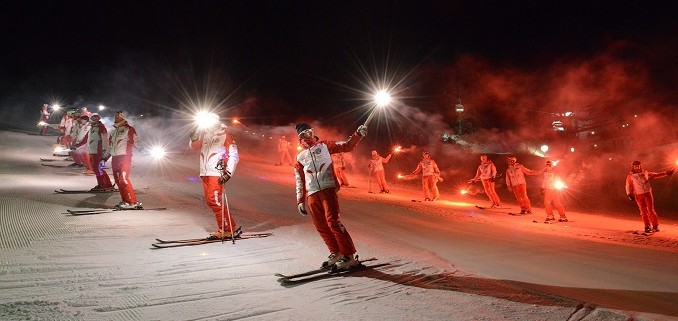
[298,128,314,139]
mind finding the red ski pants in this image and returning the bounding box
[634,192,659,227]
[89,153,113,188]
[510,183,531,211]
[112,155,137,204]
[307,188,356,256]
[481,179,501,205]
[373,170,388,191]
[70,146,92,170]
[421,175,440,200]
[544,188,566,217]
[334,167,349,186]
[201,176,237,231]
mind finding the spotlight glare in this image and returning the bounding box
[373,90,392,107]
[150,146,167,159]
[195,111,220,129]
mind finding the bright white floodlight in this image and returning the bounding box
[373,90,392,107]
[195,111,220,129]
[540,145,549,153]
[150,146,167,159]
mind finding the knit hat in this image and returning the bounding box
[295,123,312,136]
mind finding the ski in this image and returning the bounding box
[534,220,573,224]
[276,257,377,280]
[42,163,76,168]
[40,158,65,162]
[151,233,272,248]
[56,189,119,194]
[631,230,654,236]
[154,233,272,244]
[277,257,381,284]
[475,205,510,210]
[508,212,530,216]
[66,207,168,215]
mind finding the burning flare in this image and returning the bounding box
[553,180,567,190]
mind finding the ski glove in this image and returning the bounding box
[356,125,368,137]
[627,194,635,201]
[218,171,232,185]
[490,177,495,182]
[667,169,675,176]
[189,126,200,141]
[297,203,307,216]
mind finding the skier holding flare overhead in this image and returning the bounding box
[189,112,240,240]
[294,123,366,271]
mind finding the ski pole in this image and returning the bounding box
[223,187,235,244]
[221,187,226,243]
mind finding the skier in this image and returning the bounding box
[276,135,293,166]
[539,160,568,222]
[189,113,239,239]
[332,153,350,187]
[625,160,674,233]
[505,156,538,214]
[107,110,142,210]
[80,106,93,117]
[87,114,115,191]
[369,150,393,193]
[69,115,93,174]
[294,123,366,271]
[469,154,501,207]
[58,108,76,146]
[39,104,50,135]
[411,151,441,201]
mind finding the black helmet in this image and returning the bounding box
[632,160,641,166]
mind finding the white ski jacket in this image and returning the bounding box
[413,159,440,177]
[109,121,138,157]
[625,170,669,195]
[190,126,239,177]
[87,121,109,155]
[505,162,537,187]
[473,161,497,180]
[294,133,363,203]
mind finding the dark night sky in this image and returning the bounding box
[1,1,676,126]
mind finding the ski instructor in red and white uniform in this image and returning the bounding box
[625,160,674,233]
[189,113,239,239]
[107,110,141,210]
[294,123,366,271]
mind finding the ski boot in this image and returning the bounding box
[558,217,568,222]
[333,255,359,271]
[321,253,341,269]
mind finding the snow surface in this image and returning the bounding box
[1,130,677,321]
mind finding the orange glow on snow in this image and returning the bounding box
[439,200,475,207]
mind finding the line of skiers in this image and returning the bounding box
[52,107,141,210]
[42,106,674,271]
